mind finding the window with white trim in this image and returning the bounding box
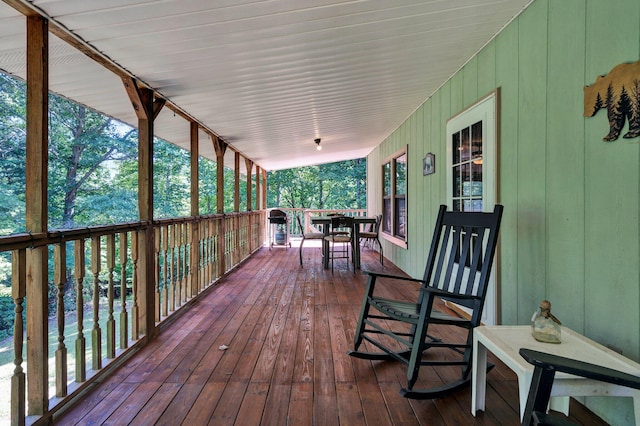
[382,148,407,246]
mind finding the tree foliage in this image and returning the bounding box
[0,74,27,233]
[267,158,366,209]
[47,95,139,228]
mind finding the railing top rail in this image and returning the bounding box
[303,209,367,217]
[0,210,264,252]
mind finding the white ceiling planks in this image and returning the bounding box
[0,0,533,171]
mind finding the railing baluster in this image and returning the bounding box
[215,219,220,280]
[106,234,116,359]
[204,219,208,285]
[175,223,181,304]
[11,249,26,426]
[203,219,210,288]
[226,217,232,272]
[172,223,180,309]
[231,217,236,269]
[181,223,187,303]
[54,243,68,397]
[91,236,102,370]
[154,227,161,322]
[188,222,195,298]
[244,215,249,255]
[197,222,203,290]
[225,218,230,270]
[179,223,188,305]
[161,225,168,318]
[131,231,139,341]
[74,239,86,382]
[169,224,175,312]
[233,216,239,264]
[119,232,129,349]
[178,223,183,306]
[208,219,216,288]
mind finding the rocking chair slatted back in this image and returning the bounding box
[426,210,499,314]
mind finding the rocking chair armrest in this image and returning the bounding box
[364,270,425,285]
[519,348,640,389]
[420,287,482,301]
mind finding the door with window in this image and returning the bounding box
[446,92,498,324]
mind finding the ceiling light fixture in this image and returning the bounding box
[315,138,322,151]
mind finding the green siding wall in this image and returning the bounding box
[367,0,640,423]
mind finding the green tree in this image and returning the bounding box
[152,139,190,219]
[0,73,26,234]
[267,159,366,210]
[199,157,216,214]
[47,96,138,229]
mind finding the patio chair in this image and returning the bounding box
[359,214,383,264]
[296,216,324,267]
[324,215,354,272]
[348,204,503,399]
[519,348,640,426]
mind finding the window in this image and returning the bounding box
[382,147,407,246]
[446,91,497,215]
[451,120,484,212]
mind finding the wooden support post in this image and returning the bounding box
[190,122,200,297]
[137,93,155,338]
[25,14,49,417]
[211,134,227,276]
[245,158,254,211]
[212,134,227,214]
[122,77,164,339]
[234,152,240,213]
[262,169,267,210]
[190,122,199,215]
[256,165,262,210]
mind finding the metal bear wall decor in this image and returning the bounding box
[584,60,640,141]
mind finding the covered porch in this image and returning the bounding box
[1,0,639,424]
[54,245,604,425]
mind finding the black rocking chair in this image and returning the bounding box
[348,204,503,399]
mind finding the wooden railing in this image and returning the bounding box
[268,208,367,237]
[2,210,265,426]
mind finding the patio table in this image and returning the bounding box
[311,216,376,269]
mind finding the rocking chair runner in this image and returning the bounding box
[348,204,503,399]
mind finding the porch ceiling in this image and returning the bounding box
[0,0,532,172]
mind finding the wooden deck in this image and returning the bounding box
[55,241,606,425]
